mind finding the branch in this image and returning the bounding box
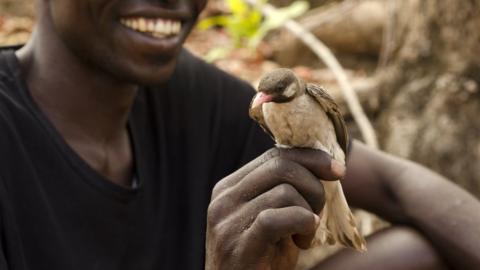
[378,0,398,68]
[301,0,360,31]
[247,0,379,149]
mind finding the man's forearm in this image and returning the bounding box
[312,226,448,270]
[344,141,480,269]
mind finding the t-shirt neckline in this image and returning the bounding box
[3,49,143,202]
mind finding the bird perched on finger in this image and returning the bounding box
[249,68,366,252]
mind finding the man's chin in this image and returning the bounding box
[117,59,178,87]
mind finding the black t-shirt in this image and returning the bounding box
[0,47,273,269]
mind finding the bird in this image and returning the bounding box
[249,68,366,252]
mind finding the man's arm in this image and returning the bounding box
[342,140,480,268]
[314,226,448,270]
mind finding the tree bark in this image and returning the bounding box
[270,0,386,70]
[375,0,480,196]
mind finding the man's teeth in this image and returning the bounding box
[120,18,182,37]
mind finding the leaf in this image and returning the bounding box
[204,47,231,63]
[249,0,309,48]
[197,16,230,30]
[228,0,248,15]
[263,1,309,30]
[198,0,309,51]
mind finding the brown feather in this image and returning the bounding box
[305,84,349,155]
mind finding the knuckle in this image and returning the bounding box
[299,207,315,224]
[207,211,236,246]
[255,209,276,232]
[272,184,299,204]
[263,148,281,160]
[207,198,227,226]
[290,206,315,230]
[211,180,227,199]
[211,220,230,239]
[268,157,297,180]
[208,222,236,256]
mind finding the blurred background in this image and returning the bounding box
[1,0,479,266]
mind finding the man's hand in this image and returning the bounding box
[205,148,346,270]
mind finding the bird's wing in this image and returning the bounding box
[249,97,275,140]
[306,83,349,155]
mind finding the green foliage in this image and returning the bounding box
[198,0,309,61]
[250,1,309,48]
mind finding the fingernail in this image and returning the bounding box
[314,214,320,228]
[331,160,346,178]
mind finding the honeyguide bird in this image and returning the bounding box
[249,68,366,251]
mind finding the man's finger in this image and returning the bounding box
[225,157,325,214]
[292,213,321,249]
[246,206,319,249]
[230,184,314,228]
[211,147,343,200]
[274,148,346,181]
[211,149,273,199]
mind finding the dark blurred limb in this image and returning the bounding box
[311,226,448,270]
[342,141,480,269]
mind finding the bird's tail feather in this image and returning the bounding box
[315,181,367,252]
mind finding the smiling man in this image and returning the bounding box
[0,0,480,269]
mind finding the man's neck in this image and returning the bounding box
[18,31,138,141]
[16,20,137,186]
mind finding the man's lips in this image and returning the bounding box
[120,17,182,39]
[116,14,191,55]
[116,3,193,52]
[252,92,274,108]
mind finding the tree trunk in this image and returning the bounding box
[375,0,480,196]
[270,0,386,70]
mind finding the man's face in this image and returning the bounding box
[48,0,206,85]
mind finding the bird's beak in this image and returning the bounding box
[251,92,274,108]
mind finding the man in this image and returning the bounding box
[0,0,479,269]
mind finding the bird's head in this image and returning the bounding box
[251,68,304,108]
